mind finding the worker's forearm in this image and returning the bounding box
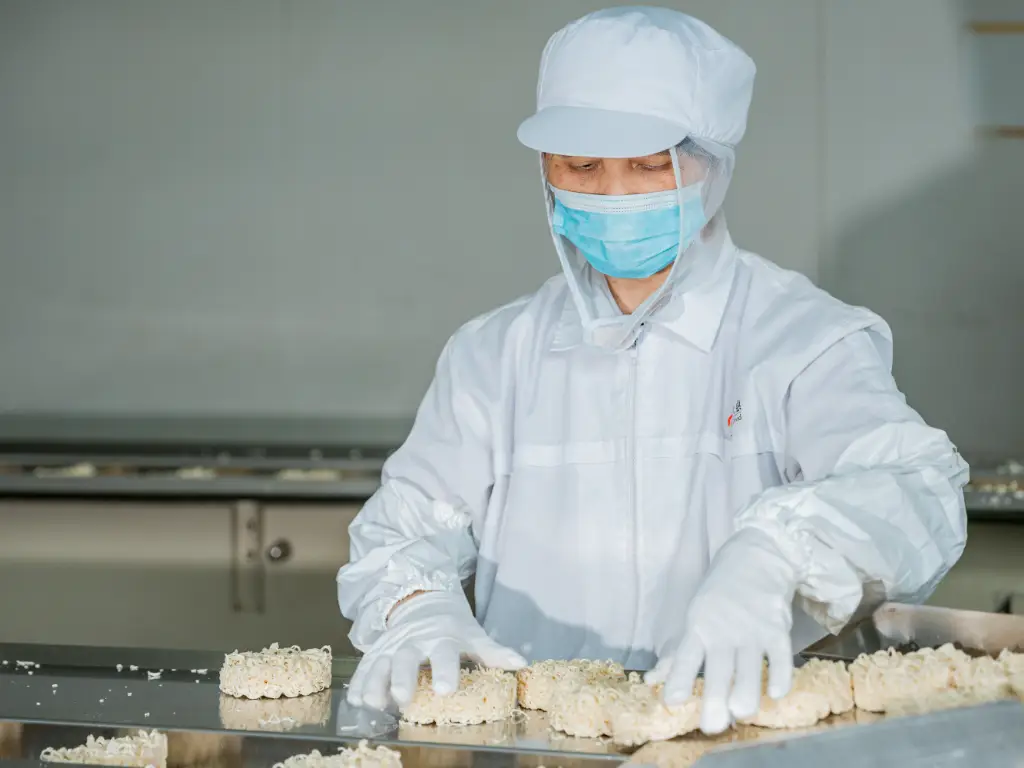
[737,450,967,631]
[338,483,478,650]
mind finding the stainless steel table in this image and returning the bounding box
[803,603,1024,661]
[692,702,1024,768]
[4,642,1024,768]
[3,722,616,768]
[1,646,629,766]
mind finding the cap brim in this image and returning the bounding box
[517,106,688,158]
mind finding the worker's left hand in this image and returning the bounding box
[647,527,798,734]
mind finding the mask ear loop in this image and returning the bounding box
[667,144,689,278]
[627,144,690,320]
[540,152,653,350]
[671,143,688,231]
[539,152,599,332]
[660,143,724,290]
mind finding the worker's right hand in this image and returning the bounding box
[345,591,527,711]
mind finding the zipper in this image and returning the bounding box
[625,323,645,660]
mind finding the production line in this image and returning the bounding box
[2,605,1023,767]
[1,416,1023,765]
[0,414,1021,524]
[963,462,1024,519]
[0,416,410,502]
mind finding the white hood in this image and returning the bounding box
[517,7,755,350]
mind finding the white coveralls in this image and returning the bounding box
[337,7,968,682]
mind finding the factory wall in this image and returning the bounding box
[1,0,1021,462]
[0,0,821,416]
[819,0,1024,465]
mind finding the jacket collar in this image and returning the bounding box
[551,231,738,353]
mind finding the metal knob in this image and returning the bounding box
[266,539,292,563]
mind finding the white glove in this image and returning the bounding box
[346,591,527,710]
[647,528,798,734]
[334,698,397,738]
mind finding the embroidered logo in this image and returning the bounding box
[727,400,743,428]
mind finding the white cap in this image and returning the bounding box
[517,7,756,158]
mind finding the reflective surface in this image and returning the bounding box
[804,603,1024,661]
[0,414,412,452]
[0,646,861,764]
[0,474,381,501]
[0,647,875,760]
[1,722,620,768]
[0,648,632,759]
[693,702,1024,768]
[4,643,1022,768]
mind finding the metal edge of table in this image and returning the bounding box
[0,453,390,471]
[2,724,626,768]
[0,476,381,502]
[801,602,1024,661]
[0,485,1019,518]
[0,415,414,449]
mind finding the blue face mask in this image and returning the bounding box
[550,184,706,279]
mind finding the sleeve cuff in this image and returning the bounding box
[737,502,864,633]
[346,573,464,652]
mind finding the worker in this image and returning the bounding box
[337,7,968,734]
